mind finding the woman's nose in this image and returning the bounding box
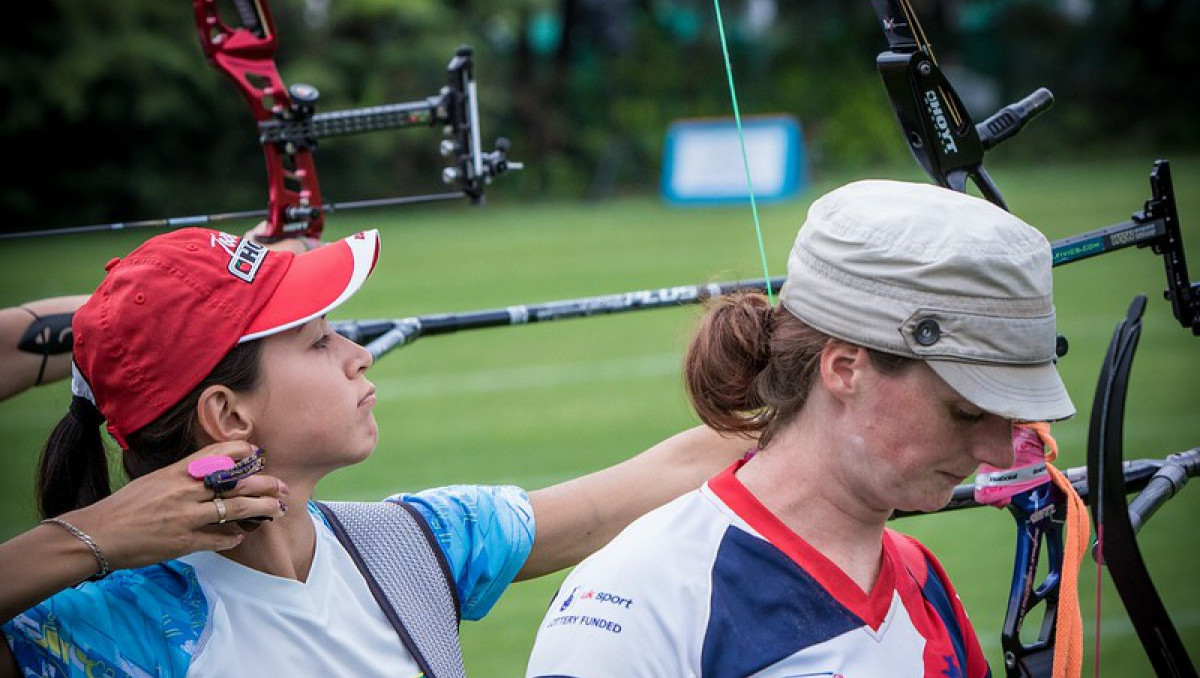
[355,340,374,373]
[339,332,374,374]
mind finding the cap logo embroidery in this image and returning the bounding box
[226,237,268,283]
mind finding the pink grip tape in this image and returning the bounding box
[973,425,1052,507]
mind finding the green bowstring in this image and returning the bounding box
[712,0,774,304]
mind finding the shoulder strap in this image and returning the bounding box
[315,500,465,678]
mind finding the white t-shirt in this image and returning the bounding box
[180,511,422,678]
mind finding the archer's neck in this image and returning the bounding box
[735,419,889,594]
[220,485,317,582]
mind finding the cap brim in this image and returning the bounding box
[928,359,1075,423]
[240,230,380,342]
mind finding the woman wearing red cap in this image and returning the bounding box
[0,227,748,677]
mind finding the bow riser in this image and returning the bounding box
[194,0,324,240]
[1001,483,1066,677]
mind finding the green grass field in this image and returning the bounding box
[2,155,1198,675]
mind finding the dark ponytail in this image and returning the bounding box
[36,340,263,518]
[37,399,111,519]
[685,291,832,448]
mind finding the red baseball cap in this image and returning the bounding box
[72,228,381,448]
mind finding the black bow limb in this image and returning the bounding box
[1087,295,1198,678]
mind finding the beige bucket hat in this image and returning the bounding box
[780,179,1074,422]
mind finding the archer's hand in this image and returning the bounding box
[58,441,289,571]
[245,222,323,254]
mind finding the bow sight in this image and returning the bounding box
[0,0,520,242]
[243,46,519,236]
[193,0,520,242]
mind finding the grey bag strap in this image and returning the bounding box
[315,500,465,678]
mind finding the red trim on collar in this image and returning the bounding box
[707,460,899,629]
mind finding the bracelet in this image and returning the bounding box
[42,517,112,581]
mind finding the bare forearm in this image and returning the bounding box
[0,442,288,623]
[519,425,753,580]
[0,294,89,400]
[0,523,104,623]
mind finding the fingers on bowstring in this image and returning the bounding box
[194,491,288,529]
[195,524,248,552]
[222,474,290,501]
[217,494,289,524]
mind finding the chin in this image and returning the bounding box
[349,437,378,464]
[898,490,956,515]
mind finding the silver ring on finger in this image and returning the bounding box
[213,496,228,524]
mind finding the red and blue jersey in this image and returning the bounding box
[527,463,991,678]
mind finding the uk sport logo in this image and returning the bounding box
[558,586,579,612]
[560,586,634,611]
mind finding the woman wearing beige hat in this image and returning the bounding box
[526,179,1075,678]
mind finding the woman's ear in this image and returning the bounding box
[818,340,871,403]
[196,384,254,443]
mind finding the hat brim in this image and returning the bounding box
[240,230,380,342]
[927,358,1075,423]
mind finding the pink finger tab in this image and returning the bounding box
[188,456,236,479]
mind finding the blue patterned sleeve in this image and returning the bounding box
[388,485,535,621]
[1,562,206,678]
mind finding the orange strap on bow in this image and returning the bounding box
[1020,421,1089,678]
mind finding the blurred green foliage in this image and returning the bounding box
[1,0,1196,233]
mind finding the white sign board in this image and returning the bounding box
[661,116,805,204]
